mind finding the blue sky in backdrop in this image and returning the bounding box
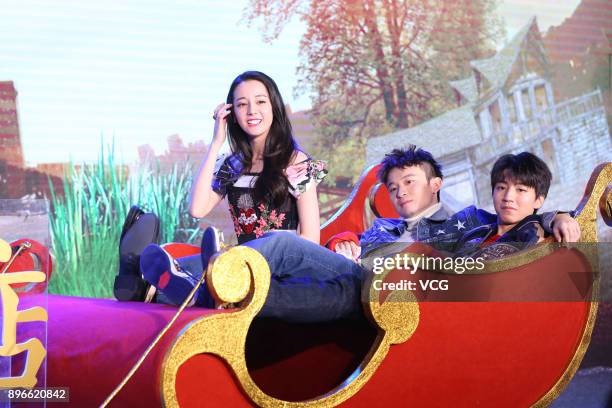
[0,0,580,165]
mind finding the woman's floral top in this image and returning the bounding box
[211,154,327,244]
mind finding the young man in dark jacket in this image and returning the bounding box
[451,152,578,260]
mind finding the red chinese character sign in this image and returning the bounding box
[0,199,50,407]
[0,238,48,389]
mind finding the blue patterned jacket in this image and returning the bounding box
[452,214,547,259]
[359,205,558,257]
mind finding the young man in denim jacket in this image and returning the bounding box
[451,152,579,260]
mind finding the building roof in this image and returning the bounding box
[365,105,482,166]
[468,17,539,92]
[449,76,479,103]
[366,16,553,165]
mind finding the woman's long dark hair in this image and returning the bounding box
[226,71,299,207]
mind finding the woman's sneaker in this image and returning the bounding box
[200,226,223,271]
[140,244,201,306]
[200,226,240,309]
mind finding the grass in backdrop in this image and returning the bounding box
[48,144,199,298]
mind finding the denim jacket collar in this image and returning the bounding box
[425,205,452,222]
[455,214,544,248]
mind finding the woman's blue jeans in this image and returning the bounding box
[175,232,366,323]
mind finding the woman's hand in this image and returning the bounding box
[189,103,232,218]
[212,103,232,146]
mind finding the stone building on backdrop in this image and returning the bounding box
[365,17,611,215]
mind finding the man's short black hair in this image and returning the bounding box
[378,145,444,200]
[378,145,443,184]
[490,152,552,198]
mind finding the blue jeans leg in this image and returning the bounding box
[244,232,366,322]
[173,232,367,322]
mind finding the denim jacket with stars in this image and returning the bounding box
[359,205,558,258]
[451,214,545,260]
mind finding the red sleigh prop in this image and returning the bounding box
[0,239,51,293]
[8,163,612,407]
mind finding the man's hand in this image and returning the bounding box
[335,241,361,262]
[552,213,581,242]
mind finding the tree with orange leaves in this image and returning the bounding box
[245,0,504,182]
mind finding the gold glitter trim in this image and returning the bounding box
[161,247,420,407]
[531,162,610,406]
